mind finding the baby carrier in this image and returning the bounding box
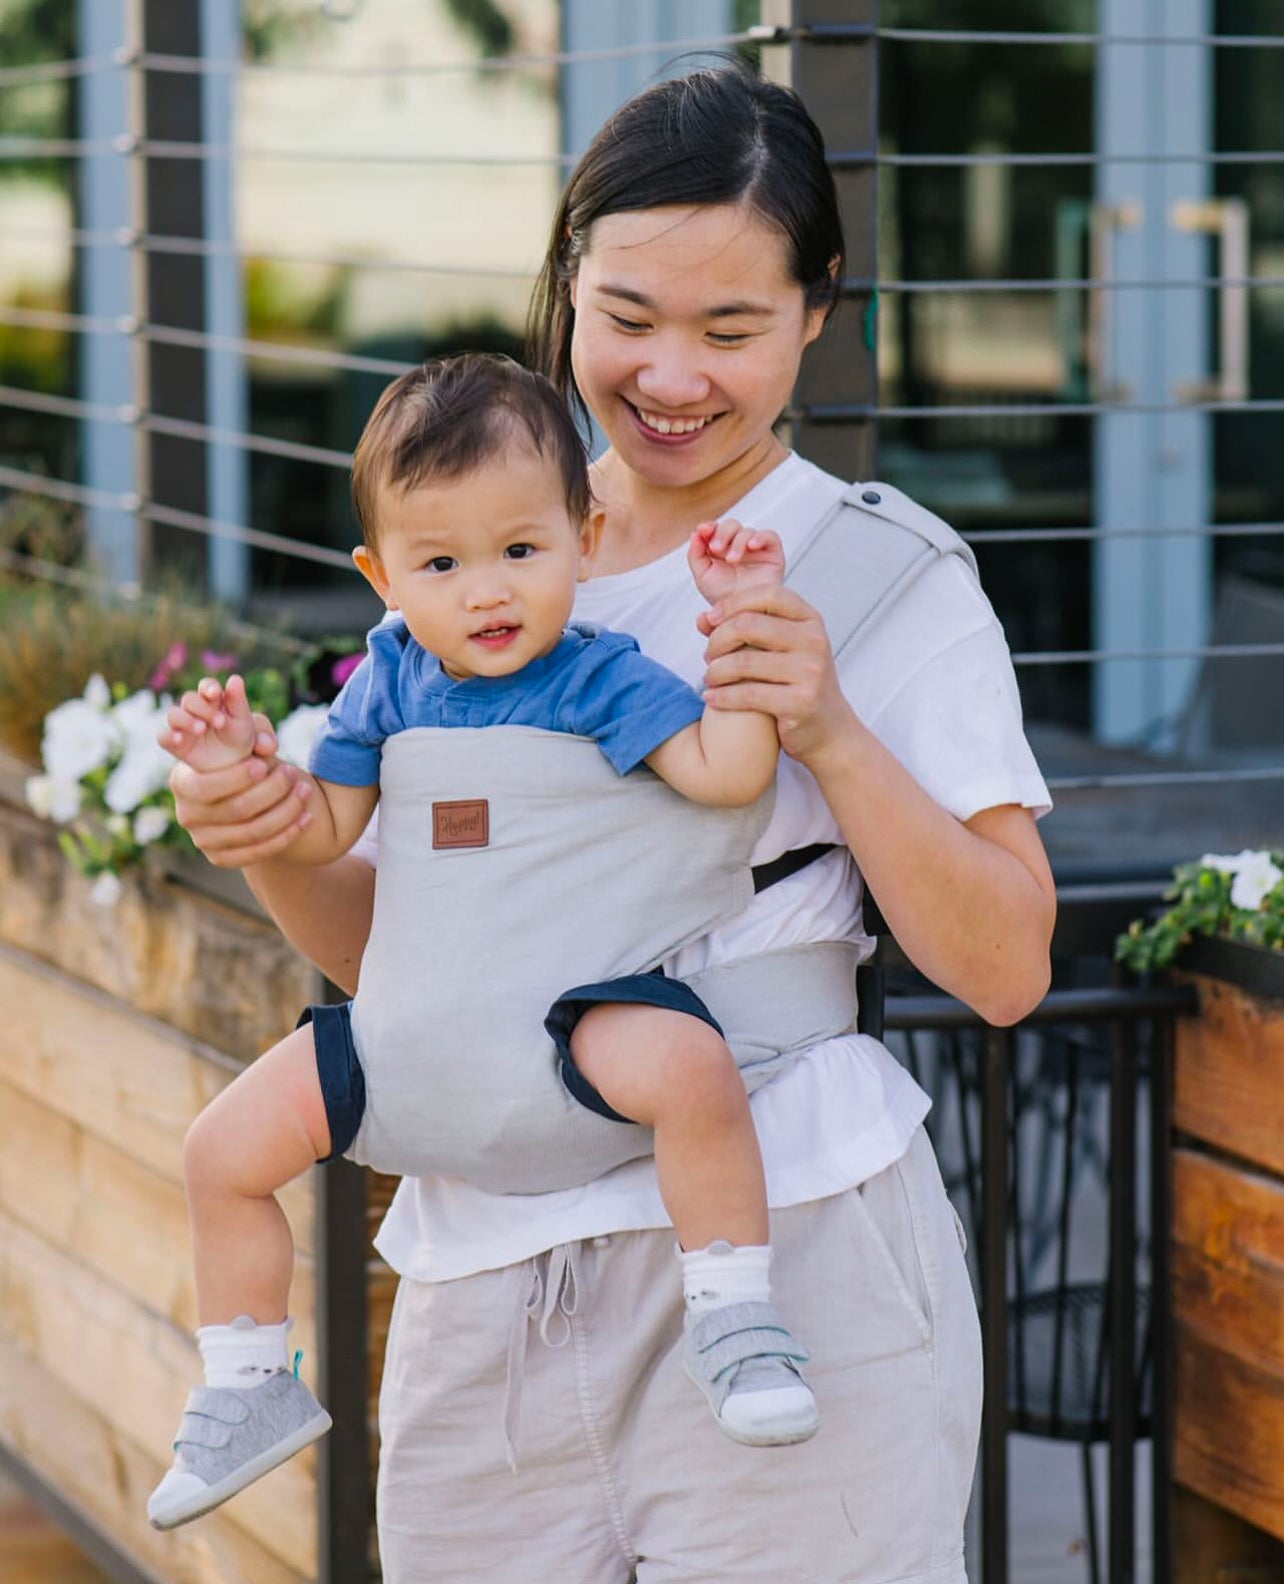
[347,483,979,1190]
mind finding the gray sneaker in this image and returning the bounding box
[147,1369,332,1530]
[683,1299,820,1447]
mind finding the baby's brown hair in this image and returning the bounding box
[351,353,593,548]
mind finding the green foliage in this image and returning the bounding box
[241,0,327,63]
[0,284,73,395]
[732,0,762,69]
[243,258,348,341]
[0,576,298,766]
[0,0,74,61]
[1115,854,1284,974]
[0,483,81,563]
[0,0,76,185]
[441,0,515,59]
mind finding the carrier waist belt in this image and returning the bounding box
[346,725,857,1194]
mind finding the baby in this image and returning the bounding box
[147,354,817,1531]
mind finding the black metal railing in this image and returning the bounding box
[857,944,1196,1584]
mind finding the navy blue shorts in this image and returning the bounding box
[300,973,723,1155]
[544,972,723,1125]
[298,1002,366,1163]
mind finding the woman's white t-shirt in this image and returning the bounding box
[371,454,1051,1282]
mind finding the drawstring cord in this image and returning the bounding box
[503,1242,582,1471]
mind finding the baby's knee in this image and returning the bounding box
[574,1005,740,1121]
[183,1104,231,1196]
[667,1020,746,1111]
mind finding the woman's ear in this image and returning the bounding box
[352,545,397,609]
[576,507,606,580]
[803,256,843,348]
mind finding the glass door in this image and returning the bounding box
[876,0,1284,763]
[877,0,1099,734]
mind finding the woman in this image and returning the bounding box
[174,65,1055,1584]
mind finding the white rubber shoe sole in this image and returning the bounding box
[148,1407,332,1530]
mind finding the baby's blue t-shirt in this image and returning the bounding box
[310,618,707,787]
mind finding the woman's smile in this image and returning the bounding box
[626,399,725,444]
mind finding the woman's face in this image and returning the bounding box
[569,203,828,497]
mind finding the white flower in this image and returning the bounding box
[90,872,122,908]
[105,812,129,837]
[25,774,83,823]
[1231,853,1283,913]
[112,688,164,749]
[83,673,111,710]
[1199,849,1284,912]
[104,741,173,813]
[1200,850,1252,875]
[133,805,171,845]
[99,690,174,814]
[275,704,328,769]
[41,697,121,781]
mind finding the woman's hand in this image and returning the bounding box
[169,715,315,869]
[697,585,855,767]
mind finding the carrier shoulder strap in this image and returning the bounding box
[785,481,980,662]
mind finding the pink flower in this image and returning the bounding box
[148,641,188,691]
[201,650,239,673]
[331,652,364,688]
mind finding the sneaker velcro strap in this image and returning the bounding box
[687,1301,810,1386]
[175,1411,234,1451]
[174,1387,252,1450]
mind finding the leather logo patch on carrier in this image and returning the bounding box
[432,799,489,849]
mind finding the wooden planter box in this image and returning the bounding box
[0,759,395,1583]
[1172,935,1284,1571]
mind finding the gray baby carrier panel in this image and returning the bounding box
[348,481,978,1193]
[349,727,772,1189]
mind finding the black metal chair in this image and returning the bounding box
[932,1020,1152,1584]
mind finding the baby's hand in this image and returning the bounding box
[688,519,785,608]
[158,674,259,774]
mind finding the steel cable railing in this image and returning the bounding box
[2,224,540,279]
[9,228,1284,294]
[0,56,114,87]
[0,463,352,570]
[3,21,1284,803]
[11,25,1284,87]
[802,398,1284,420]
[133,31,759,78]
[874,26,1284,48]
[0,543,317,653]
[8,133,1284,170]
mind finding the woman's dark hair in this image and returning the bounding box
[527,63,845,427]
[351,353,591,546]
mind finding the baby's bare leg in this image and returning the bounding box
[570,1003,767,1251]
[183,1024,332,1325]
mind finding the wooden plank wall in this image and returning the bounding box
[0,791,394,1582]
[1172,972,1284,1569]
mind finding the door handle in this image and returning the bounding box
[1055,199,1140,404]
[1171,197,1251,403]
[1087,200,1141,403]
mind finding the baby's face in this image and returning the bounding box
[356,440,597,681]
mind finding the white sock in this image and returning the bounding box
[197,1315,292,1389]
[679,1241,772,1315]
